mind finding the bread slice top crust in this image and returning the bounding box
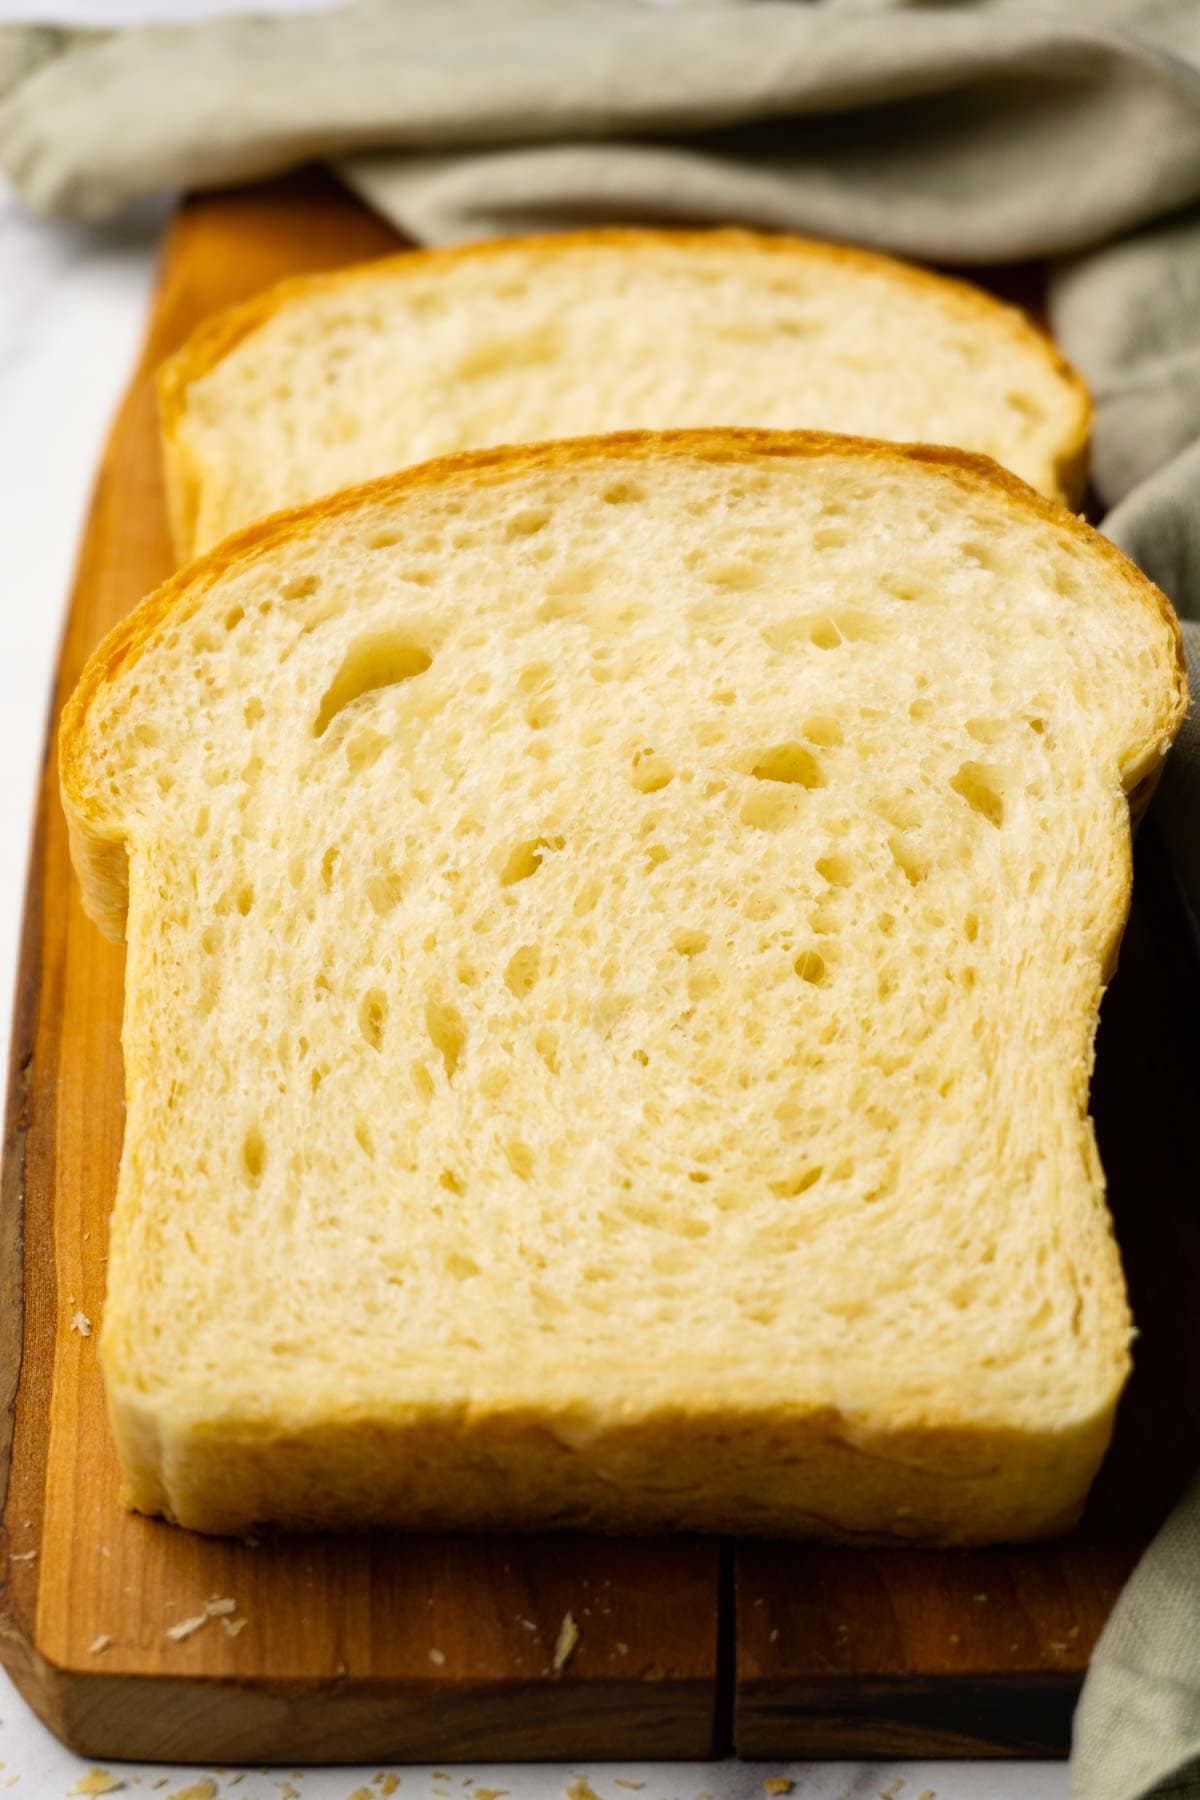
[159,228,1090,559]
[61,430,1183,1537]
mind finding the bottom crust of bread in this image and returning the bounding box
[110,1387,1110,1545]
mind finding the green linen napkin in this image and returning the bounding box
[2,5,1198,1794]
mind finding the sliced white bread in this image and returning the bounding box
[61,430,1184,1542]
[159,229,1089,559]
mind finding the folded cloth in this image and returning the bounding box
[1,5,1198,1794]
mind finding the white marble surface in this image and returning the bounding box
[0,7,1071,1794]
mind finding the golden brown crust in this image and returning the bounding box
[156,226,1093,558]
[61,426,1185,945]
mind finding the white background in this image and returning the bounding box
[0,4,1067,1794]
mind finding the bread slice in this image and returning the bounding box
[61,429,1184,1543]
[159,229,1089,560]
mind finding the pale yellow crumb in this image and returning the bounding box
[151,1782,169,1793]
[164,1613,208,1642]
[918,1790,937,1800]
[879,1782,905,1800]
[70,1776,124,1798]
[8,1550,36,1562]
[377,1780,399,1796]
[88,1634,113,1654]
[221,1616,248,1638]
[763,1781,794,1796]
[768,1628,779,1643]
[275,1784,299,1800]
[428,1647,446,1666]
[204,1597,236,1617]
[1068,1624,1081,1639]
[473,1791,509,1800]
[565,1781,601,1800]
[346,1788,375,1800]
[614,1784,645,1792]
[517,1617,538,1633]
[167,1783,217,1800]
[553,1611,580,1675]
[69,1312,92,1338]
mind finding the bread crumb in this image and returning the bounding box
[428,1647,446,1666]
[221,1616,248,1638]
[614,1784,645,1791]
[346,1789,375,1800]
[565,1782,601,1800]
[763,1781,794,1796]
[275,1785,299,1800]
[164,1613,208,1642]
[949,1633,961,1645]
[517,1617,538,1632]
[918,1791,936,1800]
[70,1312,92,1338]
[376,1780,399,1796]
[205,1597,236,1617]
[879,1782,904,1800]
[972,1593,989,1605]
[70,1776,124,1797]
[615,1640,629,1655]
[167,1784,217,1800]
[768,1628,779,1643]
[1068,1624,1080,1639]
[473,1792,509,1800]
[9,1550,36,1562]
[88,1634,113,1654]
[552,1610,580,1675]
[152,1782,169,1792]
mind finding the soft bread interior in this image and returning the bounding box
[62,433,1185,1539]
[160,231,1088,558]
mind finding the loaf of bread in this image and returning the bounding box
[61,430,1185,1542]
[159,229,1089,559]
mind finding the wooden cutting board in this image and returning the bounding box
[2,168,1198,1767]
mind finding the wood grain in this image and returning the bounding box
[0,168,720,1764]
[735,822,1200,1757]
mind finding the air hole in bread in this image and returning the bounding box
[242,1126,265,1185]
[802,715,843,748]
[815,852,855,886]
[888,834,927,886]
[224,605,245,632]
[283,574,320,601]
[506,1141,535,1181]
[500,836,561,887]
[424,999,465,1079]
[314,633,432,737]
[672,929,708,957]
[630,749,674,794]
[358,987,387,1052]
[504,945,541,998]
[602,481,645,505]
[793,949,827,986]
[951,762,1005,828]
[751,743,824,788]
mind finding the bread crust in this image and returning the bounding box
[156,227,1093,558]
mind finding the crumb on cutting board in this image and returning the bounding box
[428,1647,446,1666]
[70,1312,92,1338]
[552,1611,580,1675]
[88,1635,112,1655]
